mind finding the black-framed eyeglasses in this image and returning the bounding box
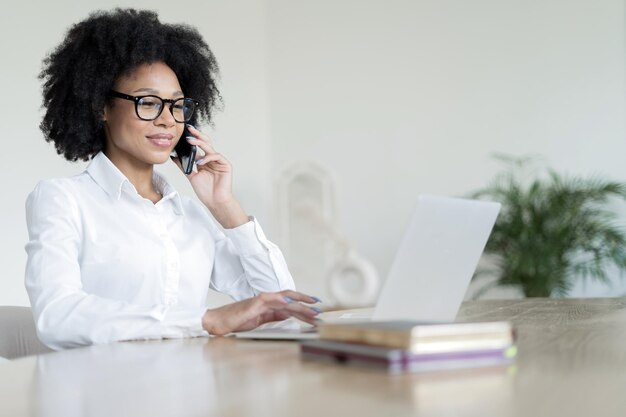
[109,90,199,123]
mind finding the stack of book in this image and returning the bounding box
[300,320,517,374]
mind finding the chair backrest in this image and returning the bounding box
[0,306,52,359]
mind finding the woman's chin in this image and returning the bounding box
[145,149,175,165]
[152,155,174,166]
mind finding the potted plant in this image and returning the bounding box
[471,155,626,298]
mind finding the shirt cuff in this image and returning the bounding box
[222,216,269,257]
[159,306,208,338]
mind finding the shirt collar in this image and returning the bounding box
[86,152,184,215]
[153,170,185,215]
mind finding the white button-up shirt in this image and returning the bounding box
[25,152,295,350]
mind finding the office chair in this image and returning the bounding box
[0,306,52,360]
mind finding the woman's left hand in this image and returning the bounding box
[173,125,248,228]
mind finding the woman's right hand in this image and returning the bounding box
[201,291,322,336]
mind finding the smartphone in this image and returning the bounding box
[174,127,197,175]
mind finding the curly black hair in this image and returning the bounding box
[39,8,222,161]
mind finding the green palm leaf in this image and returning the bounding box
[471,156,626,297]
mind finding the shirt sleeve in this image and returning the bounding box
[208,216,296,300]
[24,180,208,351]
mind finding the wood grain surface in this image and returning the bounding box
[0,298,625,417]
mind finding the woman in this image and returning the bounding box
[25,8,320,350]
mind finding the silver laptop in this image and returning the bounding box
[234,195,501,339]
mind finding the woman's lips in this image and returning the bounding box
[146,134,173,148]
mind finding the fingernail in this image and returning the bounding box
[185,136,195,141]
[310,307,322,314]
[283,296,294,304]
[186,124,196,129]
[195,158,204,165]
[310,296,322,303]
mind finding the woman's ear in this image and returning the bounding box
[94,100,108,122]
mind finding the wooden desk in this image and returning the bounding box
[1,298,625,417]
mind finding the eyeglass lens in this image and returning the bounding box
[136,96,196,122]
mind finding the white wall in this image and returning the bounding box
[266,0,626,299]
[1,0,625,306]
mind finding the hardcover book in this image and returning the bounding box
[301,339,517,374]
[318,320,515,354]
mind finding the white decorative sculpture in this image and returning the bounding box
[276,162,379,307]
